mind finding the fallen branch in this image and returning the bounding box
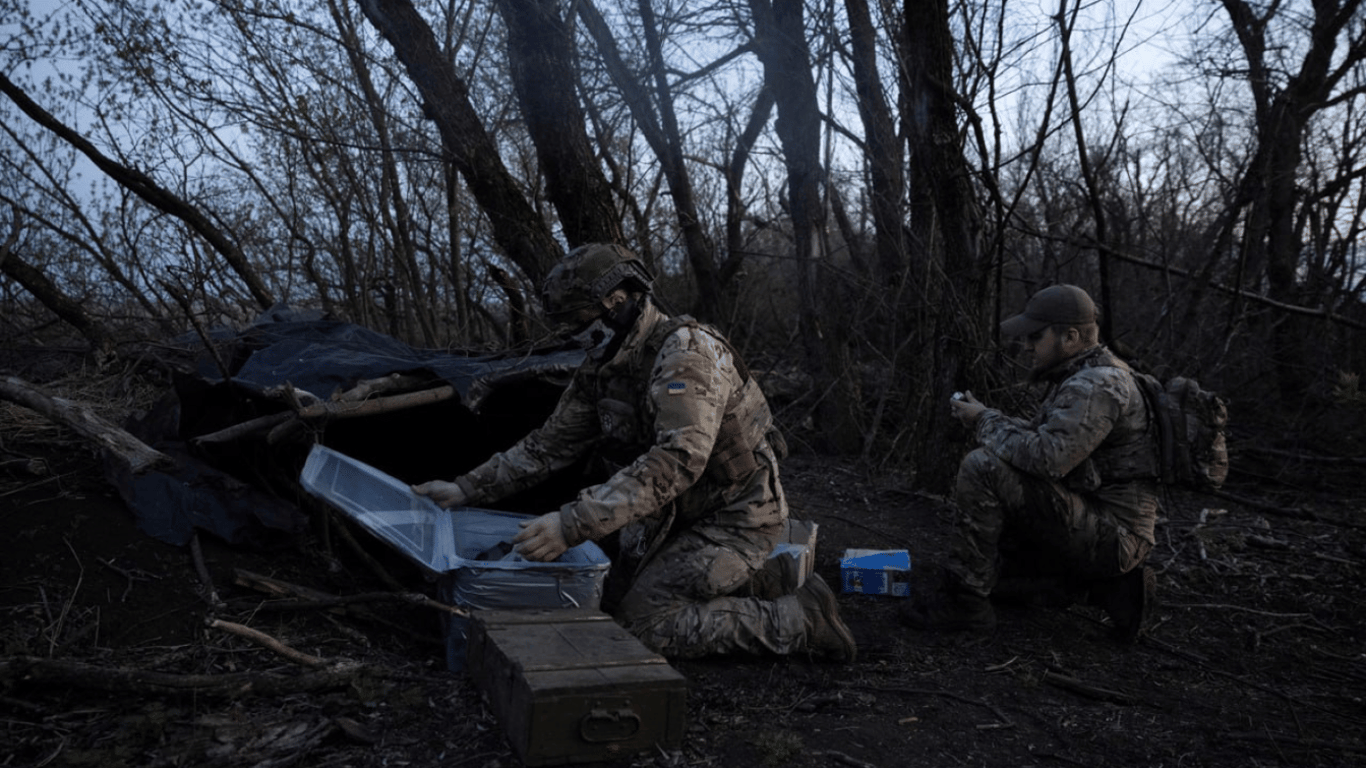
[1239,446,1366,466]
[207,618,331,669]
[846,683,1013,728]
[192,385,457,445]
[814,750,881,768]
[1167,603,1311,619]
[817,512,913,550]
[1223,732,1366,755]
[0,656,376,697]
[233,569,465,617]
[1041,670,1136,705]
[0,375,172,474]
[1212,490,1366,530]
[334,373,435,402]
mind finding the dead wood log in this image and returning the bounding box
[335,373,434,402]
[0,375,172,474]
[192,385,457,446]
[0,656,376,697]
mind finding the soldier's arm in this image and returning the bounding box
[457,373,603,505]
[975,368,1130,480]
[558,327,734,545]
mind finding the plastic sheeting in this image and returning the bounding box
[109,305,582,547]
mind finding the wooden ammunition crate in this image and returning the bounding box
[466,608,688,766]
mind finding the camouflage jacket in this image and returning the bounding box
[975,344,1161,544]
[456,300,784,549]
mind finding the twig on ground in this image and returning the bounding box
[206,618,331,669]
[1214,489,1366,530]
[0,656,378,696]
[1223,731,1366,754]
[813,512,912,550]
[814,750,880,768]
[845,683,1013,729]
[1168,603,1312,619]
[190,532,225,610]
[1041,670,1136,705]
[234,569,465,616]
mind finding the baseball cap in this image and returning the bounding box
[1000,284,1097,337]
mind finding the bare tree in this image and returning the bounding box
[356,0,562,292]
[495,0,623,249]
[1216,0,1366,396]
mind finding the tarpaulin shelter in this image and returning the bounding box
[110,305,582,546]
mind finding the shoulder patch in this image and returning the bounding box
[666,381,687,396]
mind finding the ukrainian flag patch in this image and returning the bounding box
[666,381,686,396]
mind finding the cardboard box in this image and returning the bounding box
[742,518,817,597]
[840,549,911,597]
[467,608,687,766]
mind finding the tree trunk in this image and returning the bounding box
[0,218,116,366]
[902,0,989,491]
[356,0,561,289]
[845,0,906,281]
[495,0,623,249]
[749,0,862,453]
[1220,0,1363,398]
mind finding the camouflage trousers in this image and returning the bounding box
[949,448,1154,598]
[614,521,806,658]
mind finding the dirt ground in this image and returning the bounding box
[2,422,1365,767]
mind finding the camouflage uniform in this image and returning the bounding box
[455,301,807,658]
[950,345,1161,597]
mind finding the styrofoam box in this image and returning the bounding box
[840,548,911,597]
[299,445,611,670]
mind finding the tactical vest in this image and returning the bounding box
[1074,348,1163,483]
[591,314,781,485]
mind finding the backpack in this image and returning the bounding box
[1132,372,1230,492]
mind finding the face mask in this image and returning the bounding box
[570,317,616,362]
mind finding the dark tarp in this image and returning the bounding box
[108,305,581,547]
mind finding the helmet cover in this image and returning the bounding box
[541,243,653,325]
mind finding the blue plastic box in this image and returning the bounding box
[299,445,610,670]
[840,549,911,597]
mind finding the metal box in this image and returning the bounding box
[467,608,688,766]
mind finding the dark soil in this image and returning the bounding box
[2,429,1365,767]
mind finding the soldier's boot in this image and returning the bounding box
[796,573,857,663]
[899,573,996,633]
[992,575,1087,609]
[1087,565,1156,643]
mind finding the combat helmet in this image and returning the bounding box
[541,243,654,326]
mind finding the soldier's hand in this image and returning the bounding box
[513,512,569,562]
[950,389,987,427]
[411,480,468,509]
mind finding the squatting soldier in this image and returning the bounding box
[902,284,1159,641]
[415,244,856,662]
